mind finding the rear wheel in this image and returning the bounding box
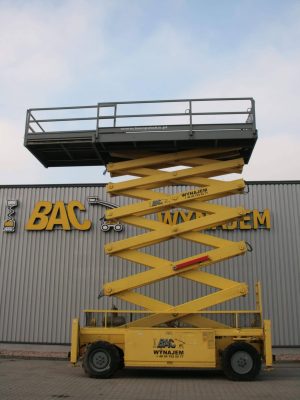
[83,341,120,378]
[222,342,262,381]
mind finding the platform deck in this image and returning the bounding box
[24,98,257,167]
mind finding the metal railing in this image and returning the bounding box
[84,309,262,329]
[25,97,256,137]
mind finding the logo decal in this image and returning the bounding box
[3,200,18,233]
[88,196,124,232]
[153,337,185,358]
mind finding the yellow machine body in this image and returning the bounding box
[70,147,272,379]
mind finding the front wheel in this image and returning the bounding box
[83,341,120,378]
[222,342,262,381]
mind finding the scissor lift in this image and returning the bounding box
[24,98,272,380]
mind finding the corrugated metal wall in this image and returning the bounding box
[0,182,299,346]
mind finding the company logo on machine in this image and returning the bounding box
[88,196,123,233]
[3,200,18,233]
[153,338,185,358]
[182,188,208,199]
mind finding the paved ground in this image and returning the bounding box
[0,359,300,400]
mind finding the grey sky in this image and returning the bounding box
[0,0,299,184]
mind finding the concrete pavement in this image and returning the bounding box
[0,358,300,400]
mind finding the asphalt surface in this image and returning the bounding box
[0,359,300,400]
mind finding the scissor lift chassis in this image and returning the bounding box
[69,147,272,381]
[24,98,272,380]
[72,319,272,371]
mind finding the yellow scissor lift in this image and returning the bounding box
[24,98,272,380]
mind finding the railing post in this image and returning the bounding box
[96,103,100,139]
[251,98,256,132]
[235,313,239,329]
[113,104,117,128]
[189,100,193,137]
[24,110,30,143]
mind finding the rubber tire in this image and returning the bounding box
[115,347,125,369]
[82,341,120,379]
[222,342,262,381]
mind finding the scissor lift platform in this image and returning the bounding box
[24,98,257,167]
[24,97,273,380]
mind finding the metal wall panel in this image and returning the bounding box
[0,182,299,346]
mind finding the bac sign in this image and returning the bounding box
[26,201,91,231]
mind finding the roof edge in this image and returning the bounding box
[0,180,300,189]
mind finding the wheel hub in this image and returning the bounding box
[92,350,109,371]
[231,350,253,374]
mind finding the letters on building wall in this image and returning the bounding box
[23,200,271,232]
[25,201,91,231]
[157,209,271,230]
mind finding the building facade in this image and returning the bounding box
[0,182,299,346]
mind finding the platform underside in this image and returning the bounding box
[25,123,257,167]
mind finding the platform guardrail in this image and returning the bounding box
[25,97,256,138]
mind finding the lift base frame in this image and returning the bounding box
[71,323,272,369]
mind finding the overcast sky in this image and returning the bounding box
[0,0,299,184]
